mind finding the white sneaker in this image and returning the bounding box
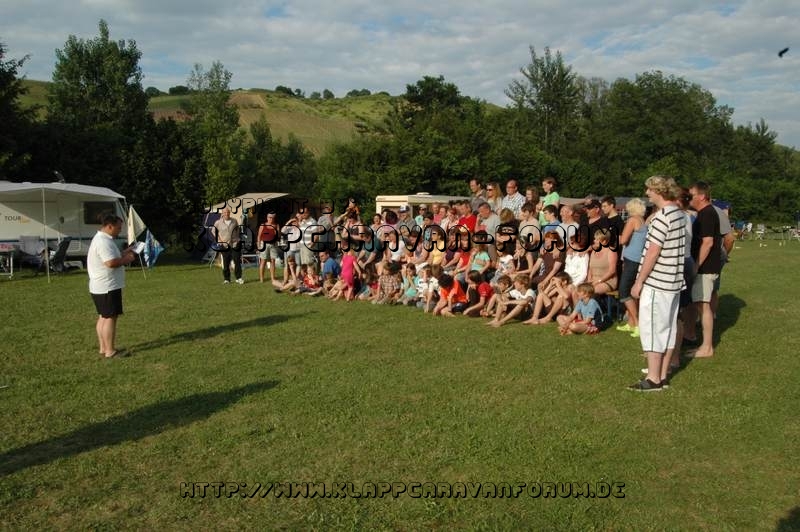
[223,280,230,284]
[236,278,244,285]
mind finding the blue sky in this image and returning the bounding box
[3,0,798,146]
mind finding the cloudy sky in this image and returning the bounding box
[3,1,798,146]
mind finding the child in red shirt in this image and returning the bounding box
[464,270,494,317]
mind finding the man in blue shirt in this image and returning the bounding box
[319,250,341,279]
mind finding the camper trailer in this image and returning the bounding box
[375,193,470,216]
[0,181,128,257]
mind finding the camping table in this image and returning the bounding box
[0,243,14,279]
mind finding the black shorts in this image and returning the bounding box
[92,289,123,318]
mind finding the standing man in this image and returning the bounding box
[501,179,526,219]
[397,205,415,234]
[457,200,478,234]
[469,178,487,213]
[584,198,605,239]
[298,207,318,268]
[317,201,336,254]
[601,196,624,250]
[88,213,137,359]
[257,212,280,283]
[477,201,501,261]
[686,181,721,358]
[214,207,243,284]
[630,175,686,391]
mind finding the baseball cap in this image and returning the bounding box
[585,198,601,210]
[399,205,409,212]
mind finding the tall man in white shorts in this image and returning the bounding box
[630,176,687,391]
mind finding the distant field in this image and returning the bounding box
[17,80,49,119]
[19,80,394,156]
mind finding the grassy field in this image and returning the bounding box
[1,240,799,529]
[19,80,394,156]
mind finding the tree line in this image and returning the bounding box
[2,22,798,251]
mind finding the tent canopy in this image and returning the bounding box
[0,181,125,200]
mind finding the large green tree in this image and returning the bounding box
[46,20,152,190]
[49,20,149,131]
[183,61,244,204]
[0,41,35,178]
[506,46,581,157]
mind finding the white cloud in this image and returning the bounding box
[2,0,799,145]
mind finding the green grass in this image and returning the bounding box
[1,240,799,529]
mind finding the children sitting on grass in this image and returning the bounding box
[372,261,402,304]
[398,263,419,306]
[432,273,469,316]
[464,270,494,317]
[482,274,510,317]
[557,282,604,335]
[487,274,535,327]
[417,266,439,312]
[524,272,572,325]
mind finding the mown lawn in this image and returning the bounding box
[1,241,798,529]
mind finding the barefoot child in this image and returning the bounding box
[482,274,512,317]
[557,282,603,335]
[524,272,572,324]
[488,274,535,327]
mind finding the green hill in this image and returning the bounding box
[19,80,395,156]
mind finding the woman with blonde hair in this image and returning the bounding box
[485,182,502,214]
[616,197,648,336]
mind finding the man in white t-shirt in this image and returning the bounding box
[88,214,136,359]
[629,175,686,391]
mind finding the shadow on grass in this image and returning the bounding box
[716,293,745,340]
[776,506,800,531]
[129,314,304,354]
[0,380,279,477]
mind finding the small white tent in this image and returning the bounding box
[0,180,128,257]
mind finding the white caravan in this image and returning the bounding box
[0,180,128,256]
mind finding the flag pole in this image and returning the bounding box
[137,249,147,279]
[128,205,147,279]
[41,186,51,283]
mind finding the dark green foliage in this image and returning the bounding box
[168,85,190,95]
[144,86,162,98]
[322,88,334,99]
[0,42,35,178]
[239,115,316,196]
[184,61,244,204]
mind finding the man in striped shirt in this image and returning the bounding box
[629,175,687,392]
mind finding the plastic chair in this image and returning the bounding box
[48,237,73,274]
[18,236,47,270]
